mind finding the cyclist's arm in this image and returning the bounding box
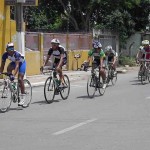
[43,55,51,67]
[0,53,7,73]
[112,55,116,64]
[57,53,64,68]
[100,57,104,69]
[0,61,5,73]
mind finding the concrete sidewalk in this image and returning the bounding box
[27,66,136,87]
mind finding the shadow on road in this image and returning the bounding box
[76,94,101,100]
[32,99,61,105]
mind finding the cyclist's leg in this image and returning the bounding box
[7,62,15,74]
[99,62,107,88]
[56,59,67,84]
[18,61,26,106]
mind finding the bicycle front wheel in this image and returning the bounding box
[60,75,70,100]
[111,72,117,85]
[0,83,12,113]
[44,77,55,103]
[98,75,106,96]
[21,79,32,108]
[87,75,96,98]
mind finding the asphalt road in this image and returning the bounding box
[1,70,150,150]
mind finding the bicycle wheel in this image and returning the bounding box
[0,83,12,113]
[98,75,106,96]
[111,72,117,85]
[60,75,70,100]
[87,75,96,98]
[21,79,32,108]
[44,77,55,103]
[141,69,147,85]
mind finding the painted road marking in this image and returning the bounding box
[53,118,97,135]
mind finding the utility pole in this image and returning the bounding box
[15,0,25,56]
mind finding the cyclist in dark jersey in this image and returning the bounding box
[105,45,117,75]
[42,38,67,87]
[0,42,26,106]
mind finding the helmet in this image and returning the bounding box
[142,40,149,45]
[6,42,14,51]
[139,46,143,50]
[51,38,60,44]
[105,45,113,51]
[93,41,102,48]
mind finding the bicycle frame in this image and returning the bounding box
[1,73,18,102]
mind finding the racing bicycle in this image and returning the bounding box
[0,73,32,113]
[43,68,70,103]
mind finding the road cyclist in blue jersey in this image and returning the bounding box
[0,42,26,106]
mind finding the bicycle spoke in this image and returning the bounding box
[44,77,55,103]
[22,79,32,108]
[87,75,96,98]
[60,75,70,100]
[0,83,12,113]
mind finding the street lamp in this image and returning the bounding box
[66,1,71,70]
[67,1,71,33]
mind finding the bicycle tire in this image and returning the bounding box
[0,82,12,113]
[60,75,70,100]
[20,79,32,108]
[98,75,106,96]
[87,75,96,98]
[141,68,147,85]
[111,72,117,85]
[44,77,55,103]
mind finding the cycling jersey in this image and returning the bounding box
[48,45,67,64]
[105,49,117,62]
[88,49,105,66]
[2,50,25,63]
[141,46,150,59]
[1,50,26,74]
[88,49,105,59]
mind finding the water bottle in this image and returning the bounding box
[12,82,17,90]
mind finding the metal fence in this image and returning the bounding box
[25,31,119,55]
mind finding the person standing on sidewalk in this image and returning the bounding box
[41,38,67,87]
[0,42,26,106]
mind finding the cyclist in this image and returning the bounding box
[87,41,107,89]
[41,38,67,87]
[0,42,26,106]
[136,40,150,74]
[105,45,117,75]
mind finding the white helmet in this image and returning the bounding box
[93,41,102,48]
[6,42,14,50]
[106,45,113,51]
[142,40,149,45]
[51,38,60,44]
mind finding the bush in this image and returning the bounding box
[118,56,136,67]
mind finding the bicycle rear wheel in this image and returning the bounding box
[60,75,70,100]
[0,83,12,113]
[44,77,55,103]
[87,75,96,98]
[21,79,32,108]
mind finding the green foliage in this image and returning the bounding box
[23,0,149,44]
[119,56,136,67]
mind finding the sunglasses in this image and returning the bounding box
[7,47,14,51]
